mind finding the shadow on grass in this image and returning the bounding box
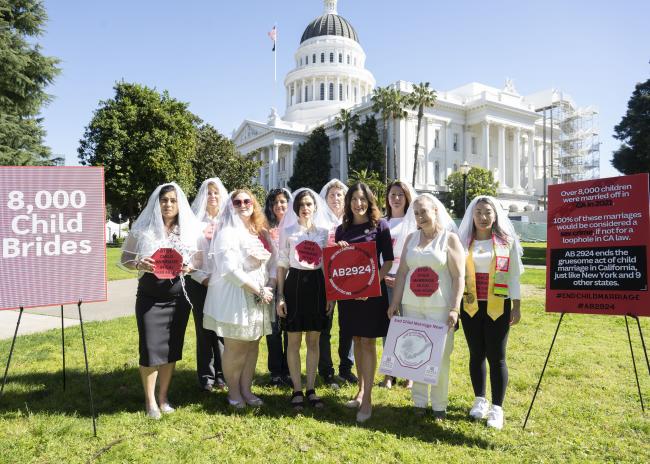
[0,367,492,448]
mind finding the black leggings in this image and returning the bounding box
[460,299,511,406]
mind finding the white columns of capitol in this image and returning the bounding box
[482,122,490,171]
[527,131,535,193]
[271,144,279,188]
[513,128,521,191]
[289,143,295,180]
[498,124,506,187]
[339,137,347,181]
[312,78,316,102]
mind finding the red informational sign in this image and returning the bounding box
[323,241,382,301]
[0,167,107,310]
[546,173,650,316]
[409,267,439,297]
[151,248,183,279]
[295,240,322,267]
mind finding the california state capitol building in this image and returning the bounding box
[233,0,600,214]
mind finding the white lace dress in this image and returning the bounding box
[203,228,275,341]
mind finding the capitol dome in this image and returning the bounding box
[283,0,375,124]
[300,13,359,44]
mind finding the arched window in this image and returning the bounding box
[305,56,308,65]
[330,52,334,63]
[320,83,325,100]
[347,55,350,64]
[321,53,325,63]
[453,163,458,172]
[305,86,309,102]
[434,161,440,185]
[338,53,342,63]
[339,84,343,100]
[313,53,316,64]
[329,83,334,100]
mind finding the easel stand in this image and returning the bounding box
[0,300,97,437]
[523,312,649,430]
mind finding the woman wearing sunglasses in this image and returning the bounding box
[203,190,276,408]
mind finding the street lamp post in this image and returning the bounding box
[460,161,471,215]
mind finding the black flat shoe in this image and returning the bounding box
[290,390,304,411]
[306,389,324,409]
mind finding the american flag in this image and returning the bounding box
[268,25,276,51]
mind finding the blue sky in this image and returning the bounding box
[39,0,649,178]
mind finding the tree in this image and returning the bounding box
[78,82,200,220]
[333,108,359,175]
[349,115,384,178]
[407,82,437,185]
[611,78,650,174]
[0,0,61,165]
[445,167,498,218]
[193,123,263,195]
[385,88,408,180]
[288,126,331,192]
[348,168,387,210]
[371,86,391,184]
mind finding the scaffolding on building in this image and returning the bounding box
[538,96,600,187]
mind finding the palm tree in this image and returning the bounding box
[407,82,437,186]
[334,108,359,179]
[385,87,408,180]
[371,86,391,183]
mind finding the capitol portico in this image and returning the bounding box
[233,0,599,212]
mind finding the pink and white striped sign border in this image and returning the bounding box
[0,166,107,310]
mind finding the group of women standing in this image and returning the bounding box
[121,177,523,429]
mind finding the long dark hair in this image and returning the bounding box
[342,182,382,231]
[264,188,290,228]
[471,197,509,243]
[385,180,412,219]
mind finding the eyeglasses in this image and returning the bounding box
[233,198,253,208]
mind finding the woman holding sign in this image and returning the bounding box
[381,180,416,390]
[203,190,276,409]
[334,182,394,423]
[121,183,201,419]
[276,188,330,409]
[457,196,523,429]
[189,178,228,392]
[387,194,464,420]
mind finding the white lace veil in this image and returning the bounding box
[208,191,270,277]
[121,182,201,267]
[403,193,459,236]
[279,188,331,233]
[457,195,524,269]
[191,177,228,223]
[319,178,348,228]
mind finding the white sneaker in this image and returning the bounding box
[486,405,504,429]
[469,396,489,420]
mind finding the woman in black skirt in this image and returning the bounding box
[334,182,394,422]
[276,188,330,409]
[121,183,201,419]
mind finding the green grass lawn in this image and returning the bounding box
[1,273,648,463]
[522,242,547,266]
[106,247,136,281]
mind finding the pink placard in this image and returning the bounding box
[0,167,107,310]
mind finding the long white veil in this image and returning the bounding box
[191,177,229,223]
[121,182,201,267]
[319,178,348,229]
[457,195,524,272]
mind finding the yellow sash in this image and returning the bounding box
[463,236,511,321]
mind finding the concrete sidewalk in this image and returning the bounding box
[0,279,138,340]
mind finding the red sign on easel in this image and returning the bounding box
[546,173,650,316]
[323,242,381,301]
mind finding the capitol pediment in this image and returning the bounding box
[232,121,271,145]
